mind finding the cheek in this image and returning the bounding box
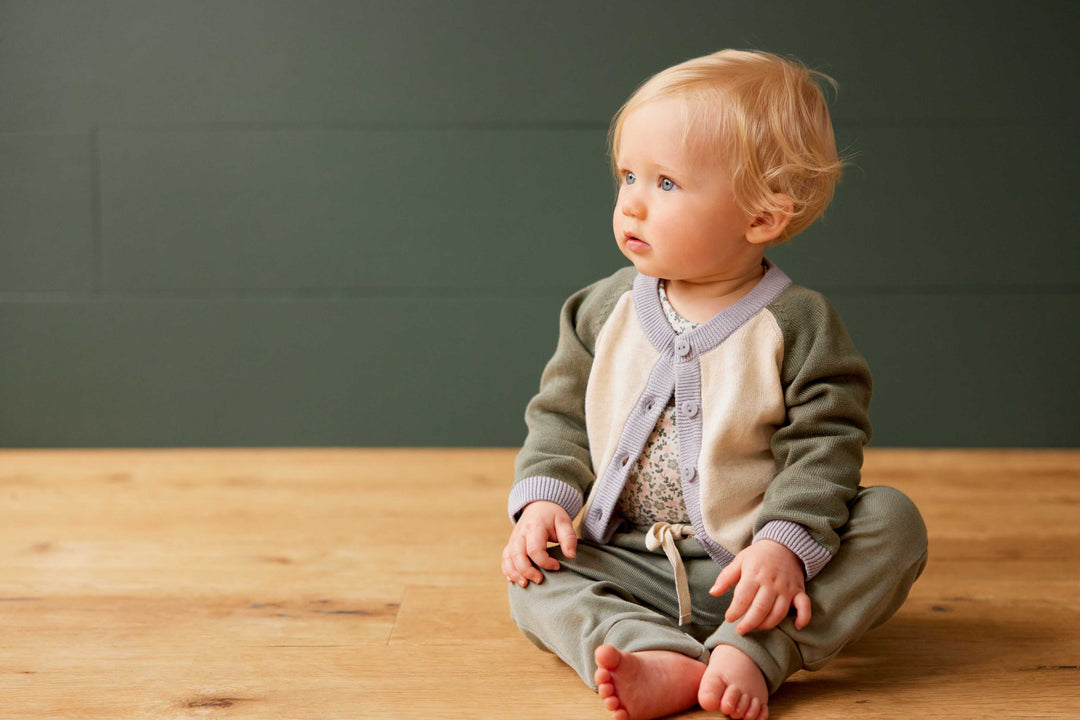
[613,196,629,224]
[612,192,624,217]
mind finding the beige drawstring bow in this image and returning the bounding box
[645,522,696,625]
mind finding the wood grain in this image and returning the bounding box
[1,448,1078,718]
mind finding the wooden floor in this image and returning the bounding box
[1,448,1078,719]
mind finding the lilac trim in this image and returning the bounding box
[508,476,584,523]
[670,351,735,566]
[754,520,832,580]
[633,259,792,359]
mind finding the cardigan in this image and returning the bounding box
[508,259,872,580]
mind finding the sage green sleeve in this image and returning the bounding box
[508,267,636,522]
[756,286,873,558]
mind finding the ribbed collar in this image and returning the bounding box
[633,259,793,357]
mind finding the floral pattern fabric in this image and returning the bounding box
[615,280,699,526]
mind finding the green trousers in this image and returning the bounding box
[508,485,928,694]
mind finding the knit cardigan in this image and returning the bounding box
[508,260,873,580]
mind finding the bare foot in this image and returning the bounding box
[698,644,769,720]
[593,645,706,720]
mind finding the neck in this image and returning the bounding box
[664,259,767,322]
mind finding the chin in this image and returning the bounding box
[617,245,658,276]
[627,260,661,278]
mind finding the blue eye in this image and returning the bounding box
[625,171,636,185]
[660,177,677,191]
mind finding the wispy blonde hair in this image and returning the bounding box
[608,49,846,245]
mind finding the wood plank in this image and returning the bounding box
[0,448,1078,718]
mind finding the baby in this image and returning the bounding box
[502,50,928,720]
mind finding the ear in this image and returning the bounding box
[746,194,794,246]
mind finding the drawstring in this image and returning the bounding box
[645,522,696,625]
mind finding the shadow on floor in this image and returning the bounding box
[770,601,1077,711]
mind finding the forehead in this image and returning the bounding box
[617,98,721,173]
[618,98,691,158]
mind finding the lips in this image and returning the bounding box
[624,232,650,251]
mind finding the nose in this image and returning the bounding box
[620,186,645,218]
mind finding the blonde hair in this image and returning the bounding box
[608,49,846,244]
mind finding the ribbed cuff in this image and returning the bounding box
[508,476,584,523]
[754,520,832,580]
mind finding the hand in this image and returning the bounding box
[709,539,812,634]
[501,501,577,588]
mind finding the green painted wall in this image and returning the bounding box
[1,1,1077,447]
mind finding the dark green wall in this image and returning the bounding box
[1,1,1077,447]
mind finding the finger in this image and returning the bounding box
[500,547,513,578]
[504,567,525,586]
[793,592,812,629]
[509,536,542,584]
[725,577,759,623]
[554,515,577,558]
[501,548,525,586]
[525,530,560,572]
[502,546,528,584]
[760,595,791,631]
[736,586,775,635]
[711,556,742,596]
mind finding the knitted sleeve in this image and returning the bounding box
[755,286,873,576]
[508,267,637,523]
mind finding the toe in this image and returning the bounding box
[721,684,742,715]
[595,667,612,686]
[598,682,614,699]
[745,697,762,720]
[605,695,628,715]
[595,644,622,671]
[734,692,751,718]
[698,673,727,711]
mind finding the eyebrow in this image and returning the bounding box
[616,161,682,177]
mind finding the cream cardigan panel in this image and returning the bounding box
[696,311,787,552]
[582,287,787,556]
[584,289,658,497]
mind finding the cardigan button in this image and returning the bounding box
[642,396,656,413]
[682,400,699,418]
[590,508,602,521]
[675,338,692,358]
[681,465,697,483]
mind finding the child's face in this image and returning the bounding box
[612,98,760,282]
